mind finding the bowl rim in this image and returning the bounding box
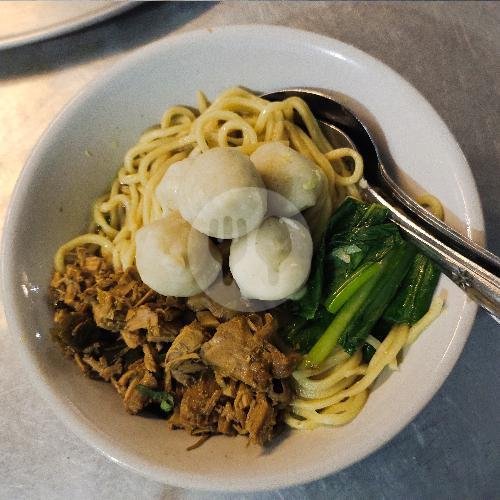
[1,24,482,492]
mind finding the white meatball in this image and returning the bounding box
[250,142,326,216]
[155,158,188,213]
[135,211,221,297]
[156,147,267,239]
[229,217,313,301]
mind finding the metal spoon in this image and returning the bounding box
[262,88,500,320]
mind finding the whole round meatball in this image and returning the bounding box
[156,148,267,239]
[155,159,186,213]
[250,142,326,216]
[229,216,313,301]
[135,211,221,297]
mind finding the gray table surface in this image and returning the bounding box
[0,2,499,499]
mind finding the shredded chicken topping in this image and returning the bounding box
[50,247,299,445]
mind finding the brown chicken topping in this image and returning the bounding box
[50,247,299,445]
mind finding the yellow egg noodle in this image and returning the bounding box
[54,87,363,273]
[286,295,443,430]
[53,86,444,434]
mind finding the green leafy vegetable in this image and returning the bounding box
[324,223,404,299]
[284,306,332,352]
[282,196,440,367]
[290,238,326,320]
[324,196,389,238]
[303,261,384,366]
[136,385,174,414]
[383,253,440,324]
[337,242,416,354]
[323,198,402,308]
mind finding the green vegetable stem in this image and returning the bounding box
[325,260,382,314]
[302,242,416,367]
[301,260,383,367]
[337,242,416,354]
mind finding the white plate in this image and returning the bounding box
[1,25,483,492]
[0,1,135,50]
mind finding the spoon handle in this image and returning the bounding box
[378,165,500,275]
[366,188,500,321]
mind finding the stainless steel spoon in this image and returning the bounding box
[262,88,500,320]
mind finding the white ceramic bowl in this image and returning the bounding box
[1,25,483,492]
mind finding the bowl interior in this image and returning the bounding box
[2,26,481,491]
